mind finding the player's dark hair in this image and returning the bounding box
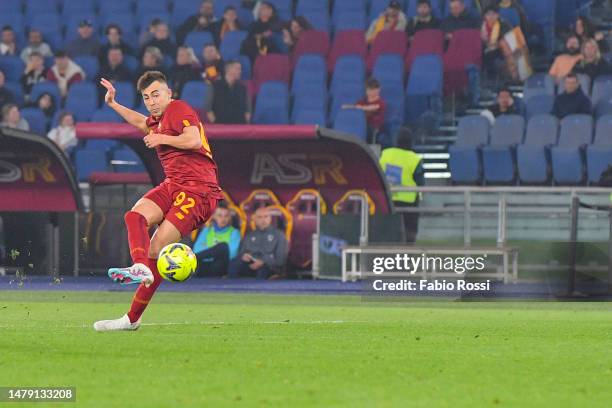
[137,71,167,93]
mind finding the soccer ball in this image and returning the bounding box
[157,243,197,282]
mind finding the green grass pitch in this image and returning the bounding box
[1,291,612,407]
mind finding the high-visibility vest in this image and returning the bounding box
[379,148,422,204]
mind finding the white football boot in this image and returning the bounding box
[107,263,154,287]
[93,314,141,332]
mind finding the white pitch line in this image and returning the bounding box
[0,320,369,329]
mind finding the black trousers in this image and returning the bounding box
[195,243,230,277]
[393,201,420,244]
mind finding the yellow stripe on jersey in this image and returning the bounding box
[183,119,191,127]
[199,123,212,158]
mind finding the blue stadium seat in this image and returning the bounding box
[113,81,137,108]
[62,0,96,16]
[449,115,490,184]
[595,94,612,118]
[525,94,555,120]
[220,30,248,60]
[551,114,593,184]
[0,13,25,37]
[237,55,252,80]
[299,8,330,31]
[4,82,24,106]
[185,31,215,59]
[296,0,329,14]
[517,114,559,184]
[266,0,292,21]
[330,55,365,95]
[482,115,525,184]
[523,73,555,101]
[74,148,109,181]
[25,0,59,17]
[254,81,289,124]
[372,54,404,89]
[292,108,326,126]
[85,139,120,152]
[65,82,98,122]
[0,56,25,83]
[214,0,242,19]
[292,54,327,95]
[102,14,137,43]
[591,75,612,108]
[99,0,132,16]
[20,107,48,135]
[587,115,612,184]
[91,108,124,123]
[499,7,520,27]
[73,56,99,82]
[405,54,443,123]
[112,148,146,173]
[171,4,198,29]
[293,88,328,116]
[332,0,366,22]
[521,0,556,57]
[333,108,367,141]
[30,82,61,108]
[181,80,209,110]
[29,12,63,49]
[333,10,367,33]
[123,55,139,74]
[380,85,405,140]
[329,82,364,123]
[0,0,23,14]
[136,0,169,14]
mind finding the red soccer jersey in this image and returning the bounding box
[145,99,220,191]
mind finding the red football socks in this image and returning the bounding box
[127,258,162,323]
[124,211,150,265]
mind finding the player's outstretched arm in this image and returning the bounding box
[100,78,149,134]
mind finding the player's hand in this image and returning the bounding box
[242,253,253,263]
[100,78,117,106]
[143,133,166,148]
[249,259,264,270]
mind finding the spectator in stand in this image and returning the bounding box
[134,46,166,83]
[169,46,200,99]
[441,0,479,38]
[572,16,610,54]
[342,78,387,144]
[549,35,583,83]
[282,17,312,52]
[228,206,288,280]
[249,1,283,34]
[0,71,15,110]
[482,87,519,123]
[240,22,281,64]
[201,44,224,83]
[177,0,218,46]
[28,92,55,119]
[406,0,440,39]
[143,22,176,59]
[47,111,77,154]
[214,6,242,44]
[65,20,100,58]
[205,60,251,124]
[0,26,18,56]
[46,51,85,98]
[481,6,524,81]
[1,103,29,131]
[574,39,611,81]
[20,29,53,63]
[551,73,592,119]
[20,52,47,99]
[497,0,528,34]
[139,19,161,49]
[192,202,241,277]
[98,47,133,83]
[366,0,408,44]
[98,25,134,65]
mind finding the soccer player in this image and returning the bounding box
[93,71,222,331]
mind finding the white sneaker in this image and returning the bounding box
[93,314,141,332]
[108,263,154,287]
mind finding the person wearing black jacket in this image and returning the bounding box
[551,74,592,119]
[574,38,611,82]
[98,25,135,65]
[169,46,201,99]
[406,0,441,38]
[176,0,218,46]
[204,60,251,124]
[441,0,479,35]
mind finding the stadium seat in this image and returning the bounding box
[253,54,290,91]
[380,84,405,142]
[525,94,555,120]
[482,115,525,184]
[91,108,123,123]
[102,14,137,44]
[74,149,109,182]
[296,0,329,14]
[285,189,328,268]
[595,94,612,118]
[181,81,210,112]
[219,30,248,60]
[73,56,99,82]
[330,55,365,95]
[112,148,146,173]
[85,139,120,152]
[499,6,521,27]
[333,108,367,141]
[328,30,367,71]
[367,30,407,71]
[185,31,215,59]
[0,0,22,14]
[329,82,364,123]
[253,81,289,125]
[523,73,556,101]
[591,75,612,107]
[0,14,25,43]
[136,0,169,15]
[517,114,559,184]
[332,189,375,215]
[372,54,404,89]
[290,30,330,67]
[293,87,328,116]
[299,8,330,31]
[448,115,490,184]
[332,0,366,22]
[333,10,367,33]
[586,115,612,184]
[99,0,132,16]
[25,0,59,17]
[62,0,96,16]
[65,82,98,122]
[266,0,292,21]
[20,107,47,136]
[4,82,24,106]
[292,108,326,126]
[551,114,594,185]
[30,13,62,49]
[30,82,61,109]
[405,54,443,123]
[113,81,137,108]
[240,189,282,221]
[443,29,482,95]
[236,55,252,80]
[0,56,24,83]
[405,29,444,71]
[291,54,327,95]
[171,4,198,29]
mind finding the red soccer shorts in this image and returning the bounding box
[143,180,219,237]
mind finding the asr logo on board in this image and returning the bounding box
[0,157,57,183]
[250,153,348,185]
